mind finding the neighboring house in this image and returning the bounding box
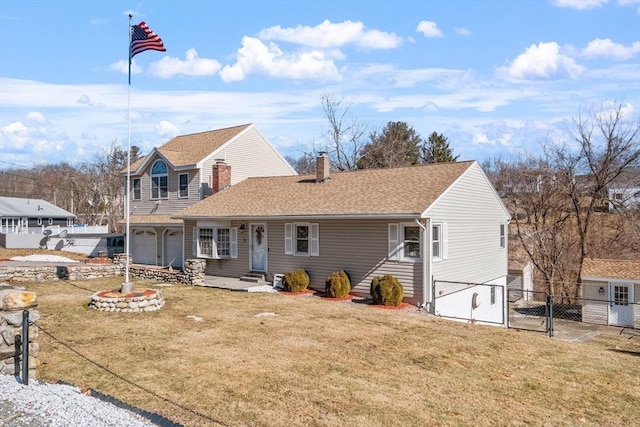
[174,155,511,314]
[608,167,640,212]
[508,259,534,302]
[0,196,115,255]
[582,258,640,328]
[121,123,296,268]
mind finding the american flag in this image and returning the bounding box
[130,21,166,58]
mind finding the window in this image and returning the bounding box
[217,228,230,257]
[613,285,629,306]
[178,174,189,198]
[500,224,506,249]
[198,228,214,257]
[402,225,420,260]
[490,286,496,305]
[284,223,319,256]
[196,226,237,259]
[432,224,442,259]
[132,178,141,200]
[150,160,168,199]
[614,192,623,201]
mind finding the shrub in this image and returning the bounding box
[282,269,310,292]
[325,270,351,298]
[370,275,404,306]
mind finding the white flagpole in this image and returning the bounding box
[122,14,133,293]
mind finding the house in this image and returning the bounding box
[608,167,640,212]
[0,196,116,255]
[121,123,296,268]
[581,258,640,328]
[174,155,511,316]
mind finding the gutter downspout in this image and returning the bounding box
[415,218,431,311]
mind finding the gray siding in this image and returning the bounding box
[200,126,295,196]
[184,219,425,303]
[427,163,510,284]
[130,154,200,216]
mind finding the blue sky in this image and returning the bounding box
[0,0,639,169]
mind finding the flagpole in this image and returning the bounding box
[122,13,133,293]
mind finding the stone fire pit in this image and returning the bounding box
[89,288,164,312]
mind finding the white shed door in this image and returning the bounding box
[131,229,157,265]
[609,284,634,327]
[164,230,183,268]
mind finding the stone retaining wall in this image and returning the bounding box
[0,285,39,379]
[0,256,206,286]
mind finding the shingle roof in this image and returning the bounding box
[0,196,75,218]
[119,215,182,225]
[127,124,251,172]
[582,258,640,281]
[174,161,476,219]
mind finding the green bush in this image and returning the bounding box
[325,270,351,298]
[282,269,310,292]
[370,275,404,306]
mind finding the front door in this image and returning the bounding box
[609,284,634,327]
[250,223,267,272]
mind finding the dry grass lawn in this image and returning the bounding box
[15,277,640,427]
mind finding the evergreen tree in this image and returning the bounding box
[358,121,421,169]
[421,132,459,163]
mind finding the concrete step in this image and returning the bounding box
[239,272,267,283]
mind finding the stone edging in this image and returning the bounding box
[89,289,165,312]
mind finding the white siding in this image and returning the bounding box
[582,281,610,325]
[426,163,510,285]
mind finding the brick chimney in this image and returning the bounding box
[316,152,330,183]
[212,159,231,193]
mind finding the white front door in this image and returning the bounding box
[250,223,267,272]
[609,284,634,327]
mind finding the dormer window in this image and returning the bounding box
[151,160,168,199]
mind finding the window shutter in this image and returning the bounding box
[284,223,293,255]
[388,223,399,261]
[442,222,448,260]
[192,227,197,256]
[212,227,219,259]
[310,223,319,256]
[230,227,238,258]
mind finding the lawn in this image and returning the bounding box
[18,277,640,427]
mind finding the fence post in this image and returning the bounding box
[21,310,29,385]
[546,294,554,337]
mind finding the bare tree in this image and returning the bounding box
[548,102,640,282]
[285,153,316,175]
[321,93,368,171]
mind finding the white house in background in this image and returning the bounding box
[608,167,640,212]
[174,155,511,325]
[582,258,640,328]
[121,123,296,268]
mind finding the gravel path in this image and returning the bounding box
[0,375,162,427]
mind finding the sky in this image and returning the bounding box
[0,0,639,170]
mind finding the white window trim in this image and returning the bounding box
[432,222,448,262]
[150,160,169,200]
[500,223,506,250]
[48,218,53,225]
[37,217,42,225]
[399,222,422,263]
[285,223,319,257]
[132,178,141,201]
[195,224,237,259]
[178,173,189,199]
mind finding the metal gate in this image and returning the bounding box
[507,289,553,334]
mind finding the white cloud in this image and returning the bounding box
[581,38,640,59]
[220,36,340,82]
[497,42,585,80]
[550,0,609,10]
[155,120,180,138]
[110,59,142,75]
[416,21,444,38]
[26,112,46,123]
[1,121,29,149]
[77,95,92,105]
[472,133,491,145]
[148,48,222,78]
[455,27,472,36]
[257,20,402,49]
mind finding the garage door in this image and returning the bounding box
[164,229,183,268]
[131,228,157,265]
